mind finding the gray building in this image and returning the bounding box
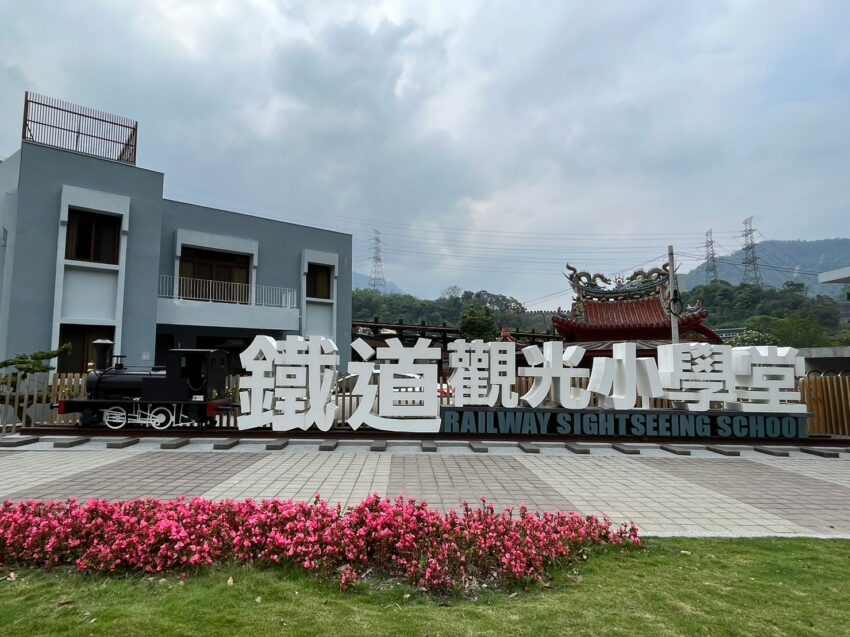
[0,93,351,372]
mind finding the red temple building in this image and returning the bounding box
[552,262,722,347]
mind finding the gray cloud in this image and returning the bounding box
[1,0,848,304]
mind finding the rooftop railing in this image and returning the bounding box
[21,92,138,165]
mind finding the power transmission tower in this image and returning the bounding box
[368,229,386,293]
[741,216,763,287]
[704,229,719,284]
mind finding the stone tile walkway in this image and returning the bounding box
[1,436,850,537]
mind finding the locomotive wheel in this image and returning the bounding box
[103,406,128,430]
[149,406,174,430]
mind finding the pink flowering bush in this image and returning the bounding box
[0,495,639,593]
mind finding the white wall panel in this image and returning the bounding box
[61,267,118,322]
[304,300,333,338]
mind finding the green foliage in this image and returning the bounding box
[686,281,840,328]
[742,314,835,348]
[354,281,848,348]
[832,323,850,346]
[726,330,778,347]
[0,343,71,378]
[458,306,498,341]
[685,280,848,347]
[353,288,530,330]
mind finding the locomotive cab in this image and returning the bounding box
[143,349,228,402]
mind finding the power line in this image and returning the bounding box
[523,289,571,306]
[520,253,668,308]
[678,253,820,276]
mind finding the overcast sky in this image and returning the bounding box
[1,1,848,306]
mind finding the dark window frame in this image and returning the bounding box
[65,208,122,265]
[306,263,333,300]
[179,246,251,284]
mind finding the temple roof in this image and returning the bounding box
[552,261,722,344]
[583,297,669,329]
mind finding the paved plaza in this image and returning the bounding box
[2,436,850,537]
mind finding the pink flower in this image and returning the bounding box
[0,495,638,593]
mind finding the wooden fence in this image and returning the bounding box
[3,372,847,436]
[801,376,850,436]
[1,373,87,432]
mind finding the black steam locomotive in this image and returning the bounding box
[58,342,233,430]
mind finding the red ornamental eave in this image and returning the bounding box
[552,298,723,344]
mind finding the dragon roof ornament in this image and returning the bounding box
[565,262,670,301]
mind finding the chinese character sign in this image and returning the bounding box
[448,339,518,407]
[658,343,735,411]
[238,335,339,431]
[237,337,809,433]
[347,338,441,432]
[730,345,807,413]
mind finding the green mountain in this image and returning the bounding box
[352,271,404,294]
[679,238,850,299]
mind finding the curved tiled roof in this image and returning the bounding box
[552,298,721,343]
[582,297,669,329]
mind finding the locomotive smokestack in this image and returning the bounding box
[92,339,114,371]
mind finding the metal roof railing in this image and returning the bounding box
[21,91,138,165]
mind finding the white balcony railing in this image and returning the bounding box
[158,275,296,308]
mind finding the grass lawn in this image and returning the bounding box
[2,537,849,637]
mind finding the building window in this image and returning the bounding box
[179,246,251,303]
[306,263,332,299]
[65,209,121,265]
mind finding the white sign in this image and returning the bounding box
[236,337,807,432]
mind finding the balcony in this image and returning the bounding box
[158,275,296,307]
[156,275,299,331]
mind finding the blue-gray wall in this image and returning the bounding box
[161,200,353,368]
[8,143,164,364]
[0,141,352,370]
[0,150,22,359]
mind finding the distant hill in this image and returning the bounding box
[352,271,404,294]
[679,238,850,299]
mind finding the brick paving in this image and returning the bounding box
[1,437,849,537]
[638,457,850,534]
[387,455,573,512]
[5,451,265,501]
[518,455,809,534]
[201,452,391,507]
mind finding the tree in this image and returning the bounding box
[769,314,834,348]
[743,313,833,348]
[352,288,531,330]
[0,343,72,378]
[832,324,850,346]
[458,307,498,341]
[0,343,72,428]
